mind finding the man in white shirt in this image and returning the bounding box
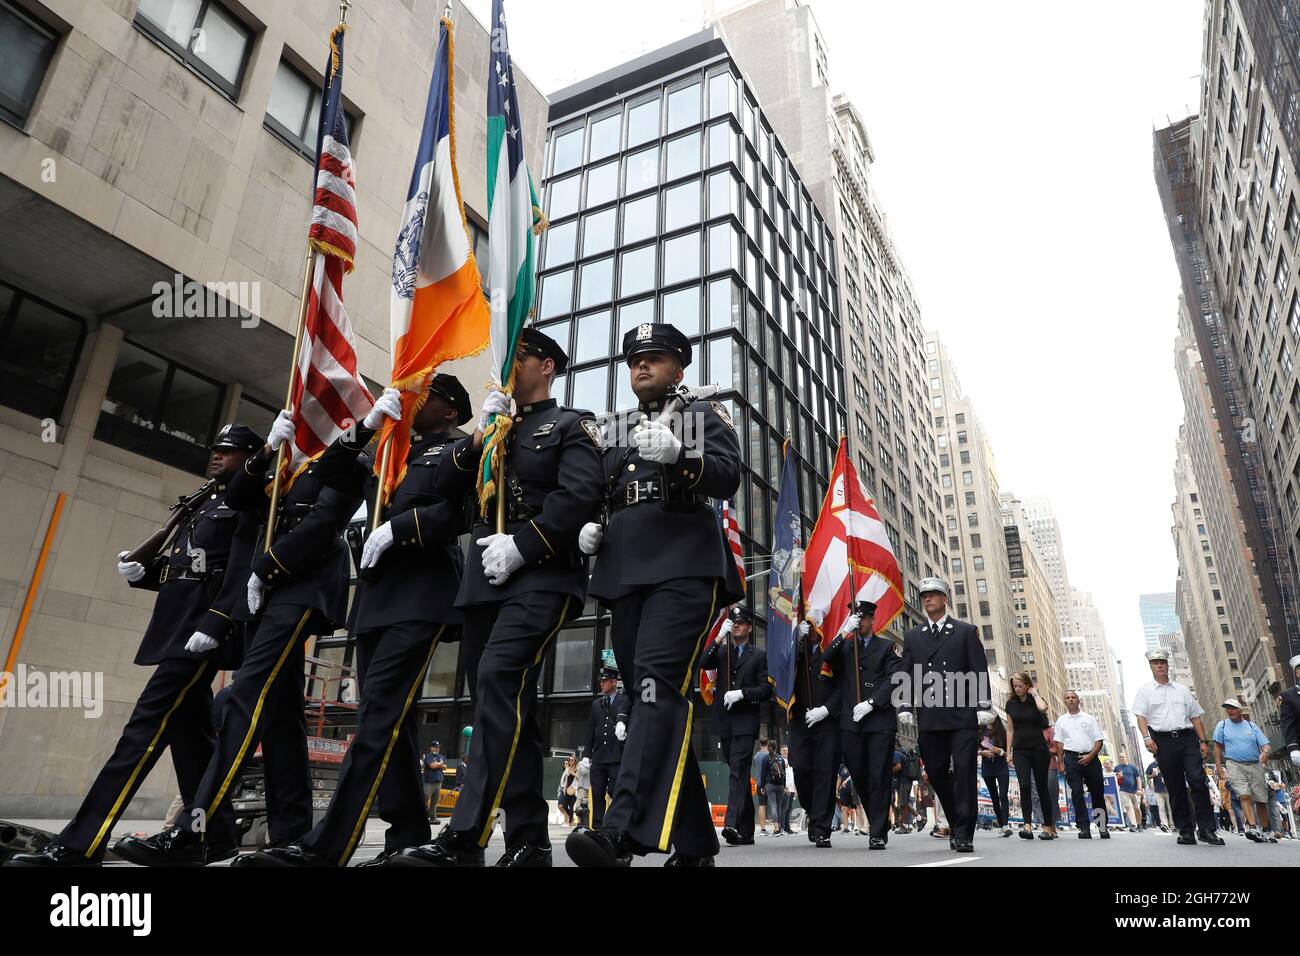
[1052,691,1109,839]
[1131,648,1222,846]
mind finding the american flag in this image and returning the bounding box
[288,22,372,476]
[700,499,747,704]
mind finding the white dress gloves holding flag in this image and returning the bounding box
[116,551,146,583]
[267,410,296,452]
[363,387,403,430]
[478,389,511,433]
[839,613,861,637]
[718,617,735,638]
[632,419,682,464]
[479,533,524,585]
[362,522,395,569]
[578,522,603,555]
[797,620,811,638]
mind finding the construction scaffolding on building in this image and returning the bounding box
[1153,118,1300,695]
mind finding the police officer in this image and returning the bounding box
[393,327,604,868]
[1282,654,1300,770]
[236,374,471,867]
[583,666,631,828]
[699,605,771,847]
[113,407,367,866]
[6,425,262,867]
[898,577,990,854]
[1132,647,1223,846]
[564,321,742,867]
[818,600,904,850]
[787,615,840,848]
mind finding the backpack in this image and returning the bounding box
[767,753,785,786]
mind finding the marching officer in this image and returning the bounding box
[6,425,262,867]
[700,605,771,847]
[237,374,472,867]
[817,600,905,849]
[565,321,743,867]
[1283,654,1300,769]
[583,666,631,828]
[113,406,367,865]
[1132,647,1223,846]
[787,616,840,848]
[393,327,604,868]
[898,577,990,854]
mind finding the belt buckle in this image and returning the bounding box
[1169,730,1179,737]
[159,564,169,584]
[625,483,640,506]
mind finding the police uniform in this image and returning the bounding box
[396,328,604,867]
[820,603,904,846]
[785,622,840,846]
[584,667,631,828]
[565,323,743,867]
[113,419,367,866]
[246,374,471,867]
[1281,655,1300,761]
[898,579,990,852]
[6,425,262,868]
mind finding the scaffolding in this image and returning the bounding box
[1153,117,1300,685]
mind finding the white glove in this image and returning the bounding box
[615,721,627,742]
[578,522,603,556]
[361,521,395,569]
[853,700,874,722]
[723,689,744,709]
[976,709,995,726]
[839,613,861,637]
[579,757,591,772]
[804,705,829,728]
[363,387,402,429]
[478,389,512,432]
[897,709,915,727]
[719,617,735,637]
[185,631,219,654]
[267,409,295,451]
[247,572,267,615]
[797,620,811,638]
[478,533,524,585]
[631,419,683,463]
[1291,751,1300,768]
[116,550,146,583]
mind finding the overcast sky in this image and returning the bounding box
[466,0,1206,704]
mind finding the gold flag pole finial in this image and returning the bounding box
[444,2,453,20]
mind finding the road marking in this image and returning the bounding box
[909,856,982,867]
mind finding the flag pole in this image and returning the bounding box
[264,246,319,551]
[840,436,862,705]
[371,432,392,532]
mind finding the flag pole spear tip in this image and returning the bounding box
[339,0,351,23]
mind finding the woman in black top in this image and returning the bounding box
[1004,672,1057,840]
[978,711,1012,836]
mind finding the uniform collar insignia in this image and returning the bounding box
[520,398,557,415]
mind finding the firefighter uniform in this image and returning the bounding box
[566,322,743,867]
[6,425,262,868]
[243,374,471,867]
[786,621,841,846]
[395,328,604,867]
[584,667,631,828]
[112,423,366,866]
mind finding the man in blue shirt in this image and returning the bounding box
[1113,754,1144,831]
[1212,698,1274,843]
[423,742,446,821]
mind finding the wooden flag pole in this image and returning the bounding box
[371,434,393,532]
[264,246,319,552]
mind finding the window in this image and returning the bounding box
[624,146,659,195]
[666,80,701,133]
[626,95,659,147]
[543,220,577,268]
[265,59,360,160]
[662,232,700,286]
[0,279,86,421]
[574,310,611,363]
[581,208,616,257]
[619,244,656,298]
[622,194,657,246]
[0,0,59,127]
[585,161,619,209]
[708,71,736,119]
[661,287,700,336]
[95,340,225,474]
[664,180,701,231]
[588,111,621,162]
[665,132,701,181]
[547,175,580,221]
[578,256,613,308]
[135,0,252,99]
[569,366,608,417]
[551,125,583,175]
[539,268,574,319]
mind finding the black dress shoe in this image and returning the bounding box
[868,837,887,850]
[3,843,96,867]
[1176,831,1197,845]
[664,852,715,867]
[814,836,832,848]
[389,830,485,867]
[1078,831,1093,839]
[720,826,742,846]
[1099,830,1111,840]
[1198,831,1225,846]
[355,849,398,867]
[111,827,219,867]
[564,826,632,868]
[494,842,552,867]
[235,842,334,867]
[950,838,974,853]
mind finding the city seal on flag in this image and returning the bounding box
[391,191,429,300]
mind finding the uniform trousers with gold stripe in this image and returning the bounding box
[58,657,237,861]
[603,577,720,859]
[449,592,575,849]
[179,601,317,844]
[300,621,445,865]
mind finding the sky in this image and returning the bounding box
[465,0,1206,704]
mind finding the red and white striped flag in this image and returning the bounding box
[701,499,746,705]
[803,439,904,642]
[285,22,372,478]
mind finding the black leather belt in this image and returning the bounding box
[1150,729,1193,737]
[159,565,224,584]
[609,478,697,512]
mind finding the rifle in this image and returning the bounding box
[121,480,216,565]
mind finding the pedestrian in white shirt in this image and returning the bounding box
[1052,691,1109,839]
[1131,648,1223,846]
